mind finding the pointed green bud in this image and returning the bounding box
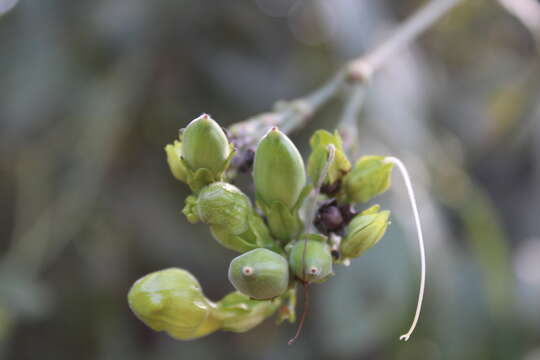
[182,114,231,175]
[254,127,306,209]
[253,128,307,240]
[341,205,390,259]
[342,156,393,203]
[288,239,333,283]
[164,114,235,191]
[307,130,351,187]
[165,140,189,182]
[127,268,220,340]
[217,292,281,333]
[228,248,289,300]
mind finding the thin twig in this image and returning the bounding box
[230,0,465,150]
[348,0,465,80]
[288,282,309,345]
[338,84,367,158]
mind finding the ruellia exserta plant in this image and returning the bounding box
[127,114,426,344]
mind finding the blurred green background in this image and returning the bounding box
[1,0,540,359]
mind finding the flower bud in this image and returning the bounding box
[307,130,351,187]
[195,182,251,235]
[228,248,289,300]
[182,182,253,235]
[182,182,277,253]
[127,268,220,340]
[217,291,281,333]
[164,140,189,182]
[254,127,306,209]
[341,205,390,259]
[182,114,231,176]
[342,156,393,203]
[288,240,333,283]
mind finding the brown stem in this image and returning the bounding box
[288,281,310,345]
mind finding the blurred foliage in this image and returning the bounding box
[1,0,540,359]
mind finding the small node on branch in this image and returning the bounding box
[346,60,374,83]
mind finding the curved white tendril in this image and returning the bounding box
[384,156,426,342]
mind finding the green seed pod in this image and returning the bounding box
[182,182,277,253]
[228,248,289,300]
[341,156,394,203]
[181,114,231,175]
[341,205,390,259]
[217,291,281,333]
[307,130,351,187]
[164,140,189,183]
[127,268,220,340]
[289,240,333,283]
[254,127,306,209]
[196,182,251,235]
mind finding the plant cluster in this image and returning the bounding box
[127,114,421,343]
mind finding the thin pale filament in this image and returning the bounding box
[384,156,426,342]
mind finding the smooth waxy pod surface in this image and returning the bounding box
[127,268,220,340]
[253,127,307,240]
[228,248,289,300]
[182,114,231,174]
[289,240,333,283]
[254,127,306,209]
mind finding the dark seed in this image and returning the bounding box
[315,200,343,234]
[314,199,358,235]
[339,204,357,224]
[320,180,341,196]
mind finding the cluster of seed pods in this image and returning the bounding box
[127,114,425,343]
